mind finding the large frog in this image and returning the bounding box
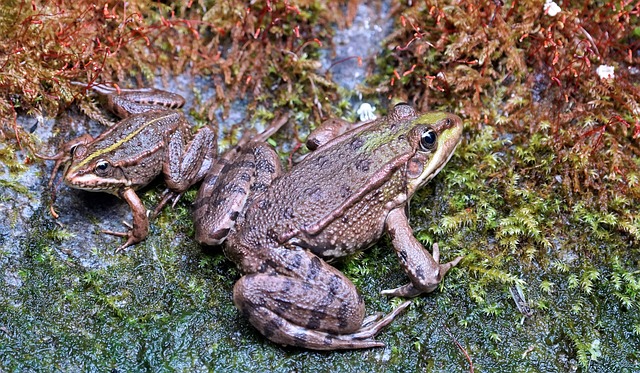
[194,103,463,350]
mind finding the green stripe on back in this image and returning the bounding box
[75,113,173,169]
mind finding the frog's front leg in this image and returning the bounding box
[381,208,462,297]
[102,187,149,252]
[306,118,355,150]
[232,248,410,350]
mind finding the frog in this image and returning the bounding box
[194,103,463,350]
[37,84,216,252]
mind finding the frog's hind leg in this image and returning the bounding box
[194,143,283,246]
[232,251,409,350]
[151,123,217,217]
[164,123,217,192]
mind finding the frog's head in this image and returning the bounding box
[63,142,130,194]
[399,106,463,197]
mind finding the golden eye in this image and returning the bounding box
[420,128,437,151]
[394,102,409,109]
[95,160,110,175]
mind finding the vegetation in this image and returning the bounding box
[364,1,640,370]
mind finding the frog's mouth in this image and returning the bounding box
[423,136,462,183]
[64,167,131,193]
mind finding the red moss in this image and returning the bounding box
[0,0,347,144]
[368,0,640,204]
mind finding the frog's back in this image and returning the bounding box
[90,110,179,162]
[81,110,182,188]
[241,118,413,252]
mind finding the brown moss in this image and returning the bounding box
[366,0,640,206]
[0,0,350,146]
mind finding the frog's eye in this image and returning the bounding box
[94,160,111,176]
[420,128,437,151]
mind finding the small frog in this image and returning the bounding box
[194,103,463,350]
[37,84,216,251]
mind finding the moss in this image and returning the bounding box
[0,0,346,148]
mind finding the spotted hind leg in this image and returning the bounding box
[194,142,283,246]
[231,249,410,350]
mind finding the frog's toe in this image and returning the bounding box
[381,283,423,297]
[113,241,132,254]
[102,224,146,253]
[151,189,180,218]
[105,233,136,253]
[361,312,384,327]
[352,300,411,337]
[439,256,463,276]
[101,228,129,238]
[432,242,440,262]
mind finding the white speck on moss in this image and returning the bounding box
[357,103,377,121]
[596,65,615,80]
[543,0,561,16]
